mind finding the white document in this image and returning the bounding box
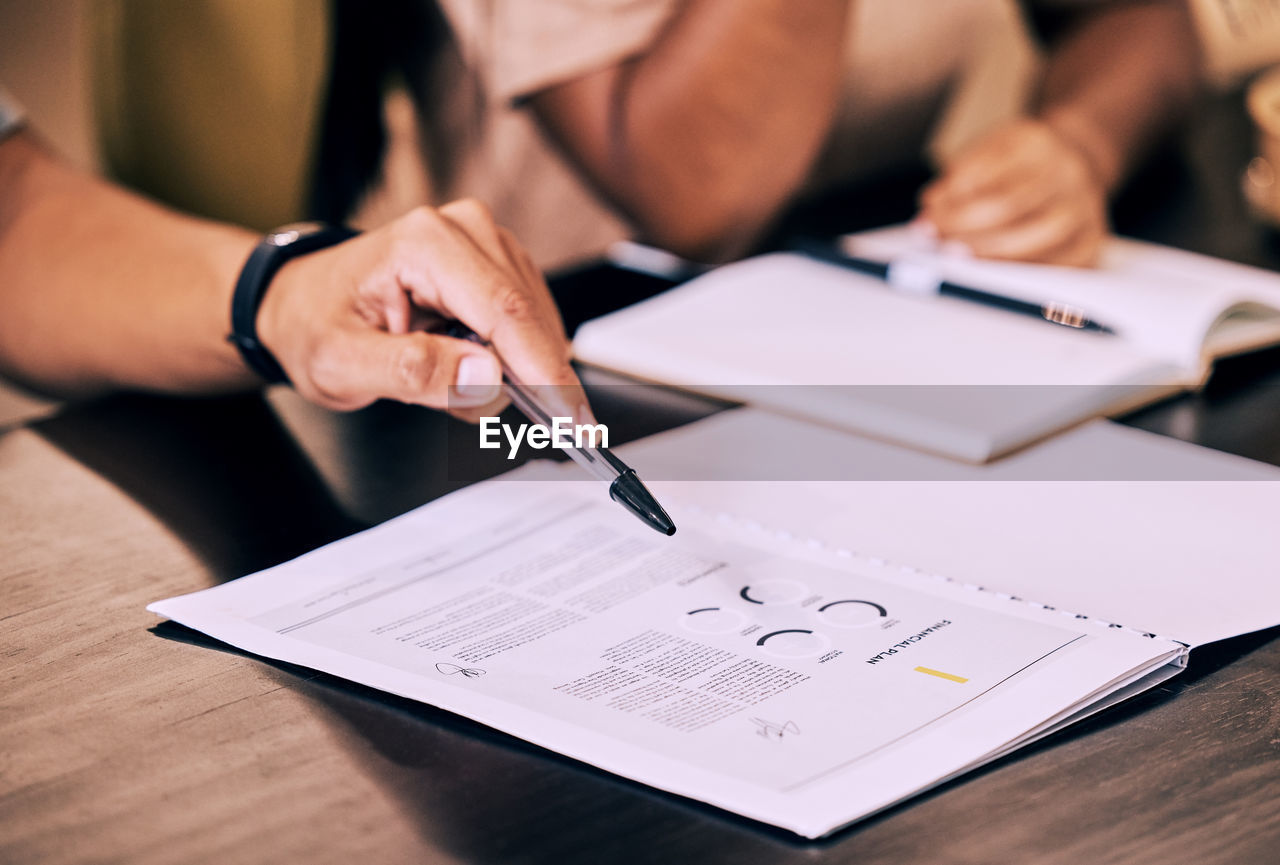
[149,413,1272,837]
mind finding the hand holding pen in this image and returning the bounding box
[260,200,585,420]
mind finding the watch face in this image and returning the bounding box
[267,222,327,246]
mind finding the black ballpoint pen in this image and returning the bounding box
[794,239,1116,334]
[447,323,676,536]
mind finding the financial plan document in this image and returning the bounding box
[151,464,1181,837]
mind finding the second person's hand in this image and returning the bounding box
[917,118,1110,267]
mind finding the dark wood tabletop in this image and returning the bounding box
[3,90,1280,865]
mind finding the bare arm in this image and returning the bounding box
[0,132,259,395]
[920,1,1199,265]
[1035,0,1200,191]
[530,0,851,261]
[0,132,585,417]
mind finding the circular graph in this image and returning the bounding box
[816,599,888,629]
[755,628,831,659]
[738,579,807,606]
[681,606,750,635]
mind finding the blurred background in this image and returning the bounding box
[6,0,1280,269]
[9,0,1280,429]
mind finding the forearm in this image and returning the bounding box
[1034,0,1199,192]
[533,0,851,260]
[0,133,259,396]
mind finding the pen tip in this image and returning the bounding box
[609,470,677,537]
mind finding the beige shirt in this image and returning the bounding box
[361,0,1042,269]
[3,1,1047,269]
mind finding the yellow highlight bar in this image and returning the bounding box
[914,666,969,683]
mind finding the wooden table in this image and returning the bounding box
[4,91,1280,864]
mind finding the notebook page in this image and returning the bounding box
[575,254,1166,388]
[846,225,1280,373]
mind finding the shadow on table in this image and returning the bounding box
[32,385,781,862]
[27,374,716,577]
[150,619,811,863]
[33,392,365,582]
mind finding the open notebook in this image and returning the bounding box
[149,411,1280,838]
[573,226,1280,461]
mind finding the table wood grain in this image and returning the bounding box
[4,384,1278,865]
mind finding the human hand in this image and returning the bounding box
[917,118,1110,267]
[256,200,585,422]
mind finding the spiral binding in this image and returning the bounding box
[683,503,1190,649]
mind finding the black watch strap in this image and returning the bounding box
[228,225,358,384]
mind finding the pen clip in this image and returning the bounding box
[1041,302,1089,329]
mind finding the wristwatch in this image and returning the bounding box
[228,222,357,384]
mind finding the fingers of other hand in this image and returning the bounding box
[1038,222,1105,268]
[926,193,1105,266]
[925,121,1051,203]
[959,199,1104,266]
[921,164,1056,237]
[920,120,1107,266]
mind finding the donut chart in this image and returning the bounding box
[817,599,888,629]
[755,628,831,659]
